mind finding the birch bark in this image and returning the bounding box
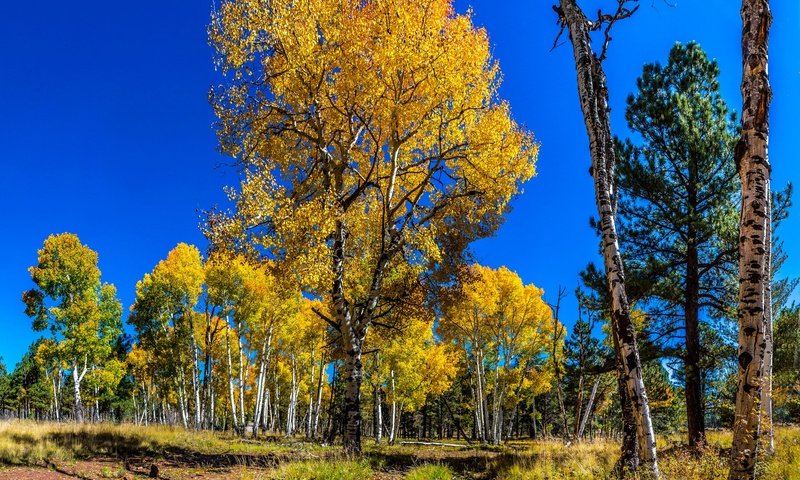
[557,1,658,476]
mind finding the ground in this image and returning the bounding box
[0,421,796,479]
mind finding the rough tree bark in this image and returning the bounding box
[729,1,772,479]
[556,1,659,477]
[685,163,706,448]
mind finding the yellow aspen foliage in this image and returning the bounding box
[368,315,457,412]
[209,0,536,296]
[210,0,536,452]
[440,265,559,415]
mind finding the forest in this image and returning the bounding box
[0,0,797,479]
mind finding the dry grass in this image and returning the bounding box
[0,420,310,465]
[0,421,796,479]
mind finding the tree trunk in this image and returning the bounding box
[577,377,600,439]
[477,353,487,443]
[189,319,202,428]
[225,323,238,431]
[51,374,60,422]
[685,150,706,448]
[557,2,659,476]
[307,349,316,438]
[374,384,383,444]
[237,320,247,429]
[342,341,364,454]
[616,358,640,477]
[253,324,272,436]
[729,1,772,479]
[312,357,325,438]
[761,203,774,454]
[491,353,502,445]
[686,224,706,447]
[72,364,84,423]
[389,369,397,445]
[287,356,298,435]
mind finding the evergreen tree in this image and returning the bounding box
[615,42,739,447]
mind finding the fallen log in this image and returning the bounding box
[399,441,466,448]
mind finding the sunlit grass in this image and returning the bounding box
[268,459,373,479]
[0,420,311,465]
[496,439,617,479]
[404,463,454,480]
[0,420,796,479]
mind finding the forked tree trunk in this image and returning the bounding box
[72,364,84,423]
[334,219,398,454]
[729,1,772,479]
[557,2,658,476]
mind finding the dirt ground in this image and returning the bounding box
[0,458,271,480]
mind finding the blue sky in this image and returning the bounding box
[1,1,798,368]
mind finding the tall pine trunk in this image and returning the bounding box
[557,1,658,476]
[685,220,706,448]
[729,1,772,479]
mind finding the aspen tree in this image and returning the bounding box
[210,0,536,453]
[554,1,659,476]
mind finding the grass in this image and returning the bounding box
[404,463,454,479]
[495,439,618,479]
[269,459,373,480]
[0,420,796,479]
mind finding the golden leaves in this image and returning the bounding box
[211,0,538,304]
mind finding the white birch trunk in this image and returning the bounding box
[189,322,202,428]
[71,361,86,423]
[374,384,383,444]
[312,358,325,438]
[225,323,238,430]
[557,1,658,476]
[389,369,397,444]
[307,349,316,438]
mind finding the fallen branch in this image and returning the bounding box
[399,441,466,448]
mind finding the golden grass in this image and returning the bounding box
[0,420,310,465]
[404,463,454,479]
[0,421,796,479]
[268,459,373,480]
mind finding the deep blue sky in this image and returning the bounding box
[1,1,797,368]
